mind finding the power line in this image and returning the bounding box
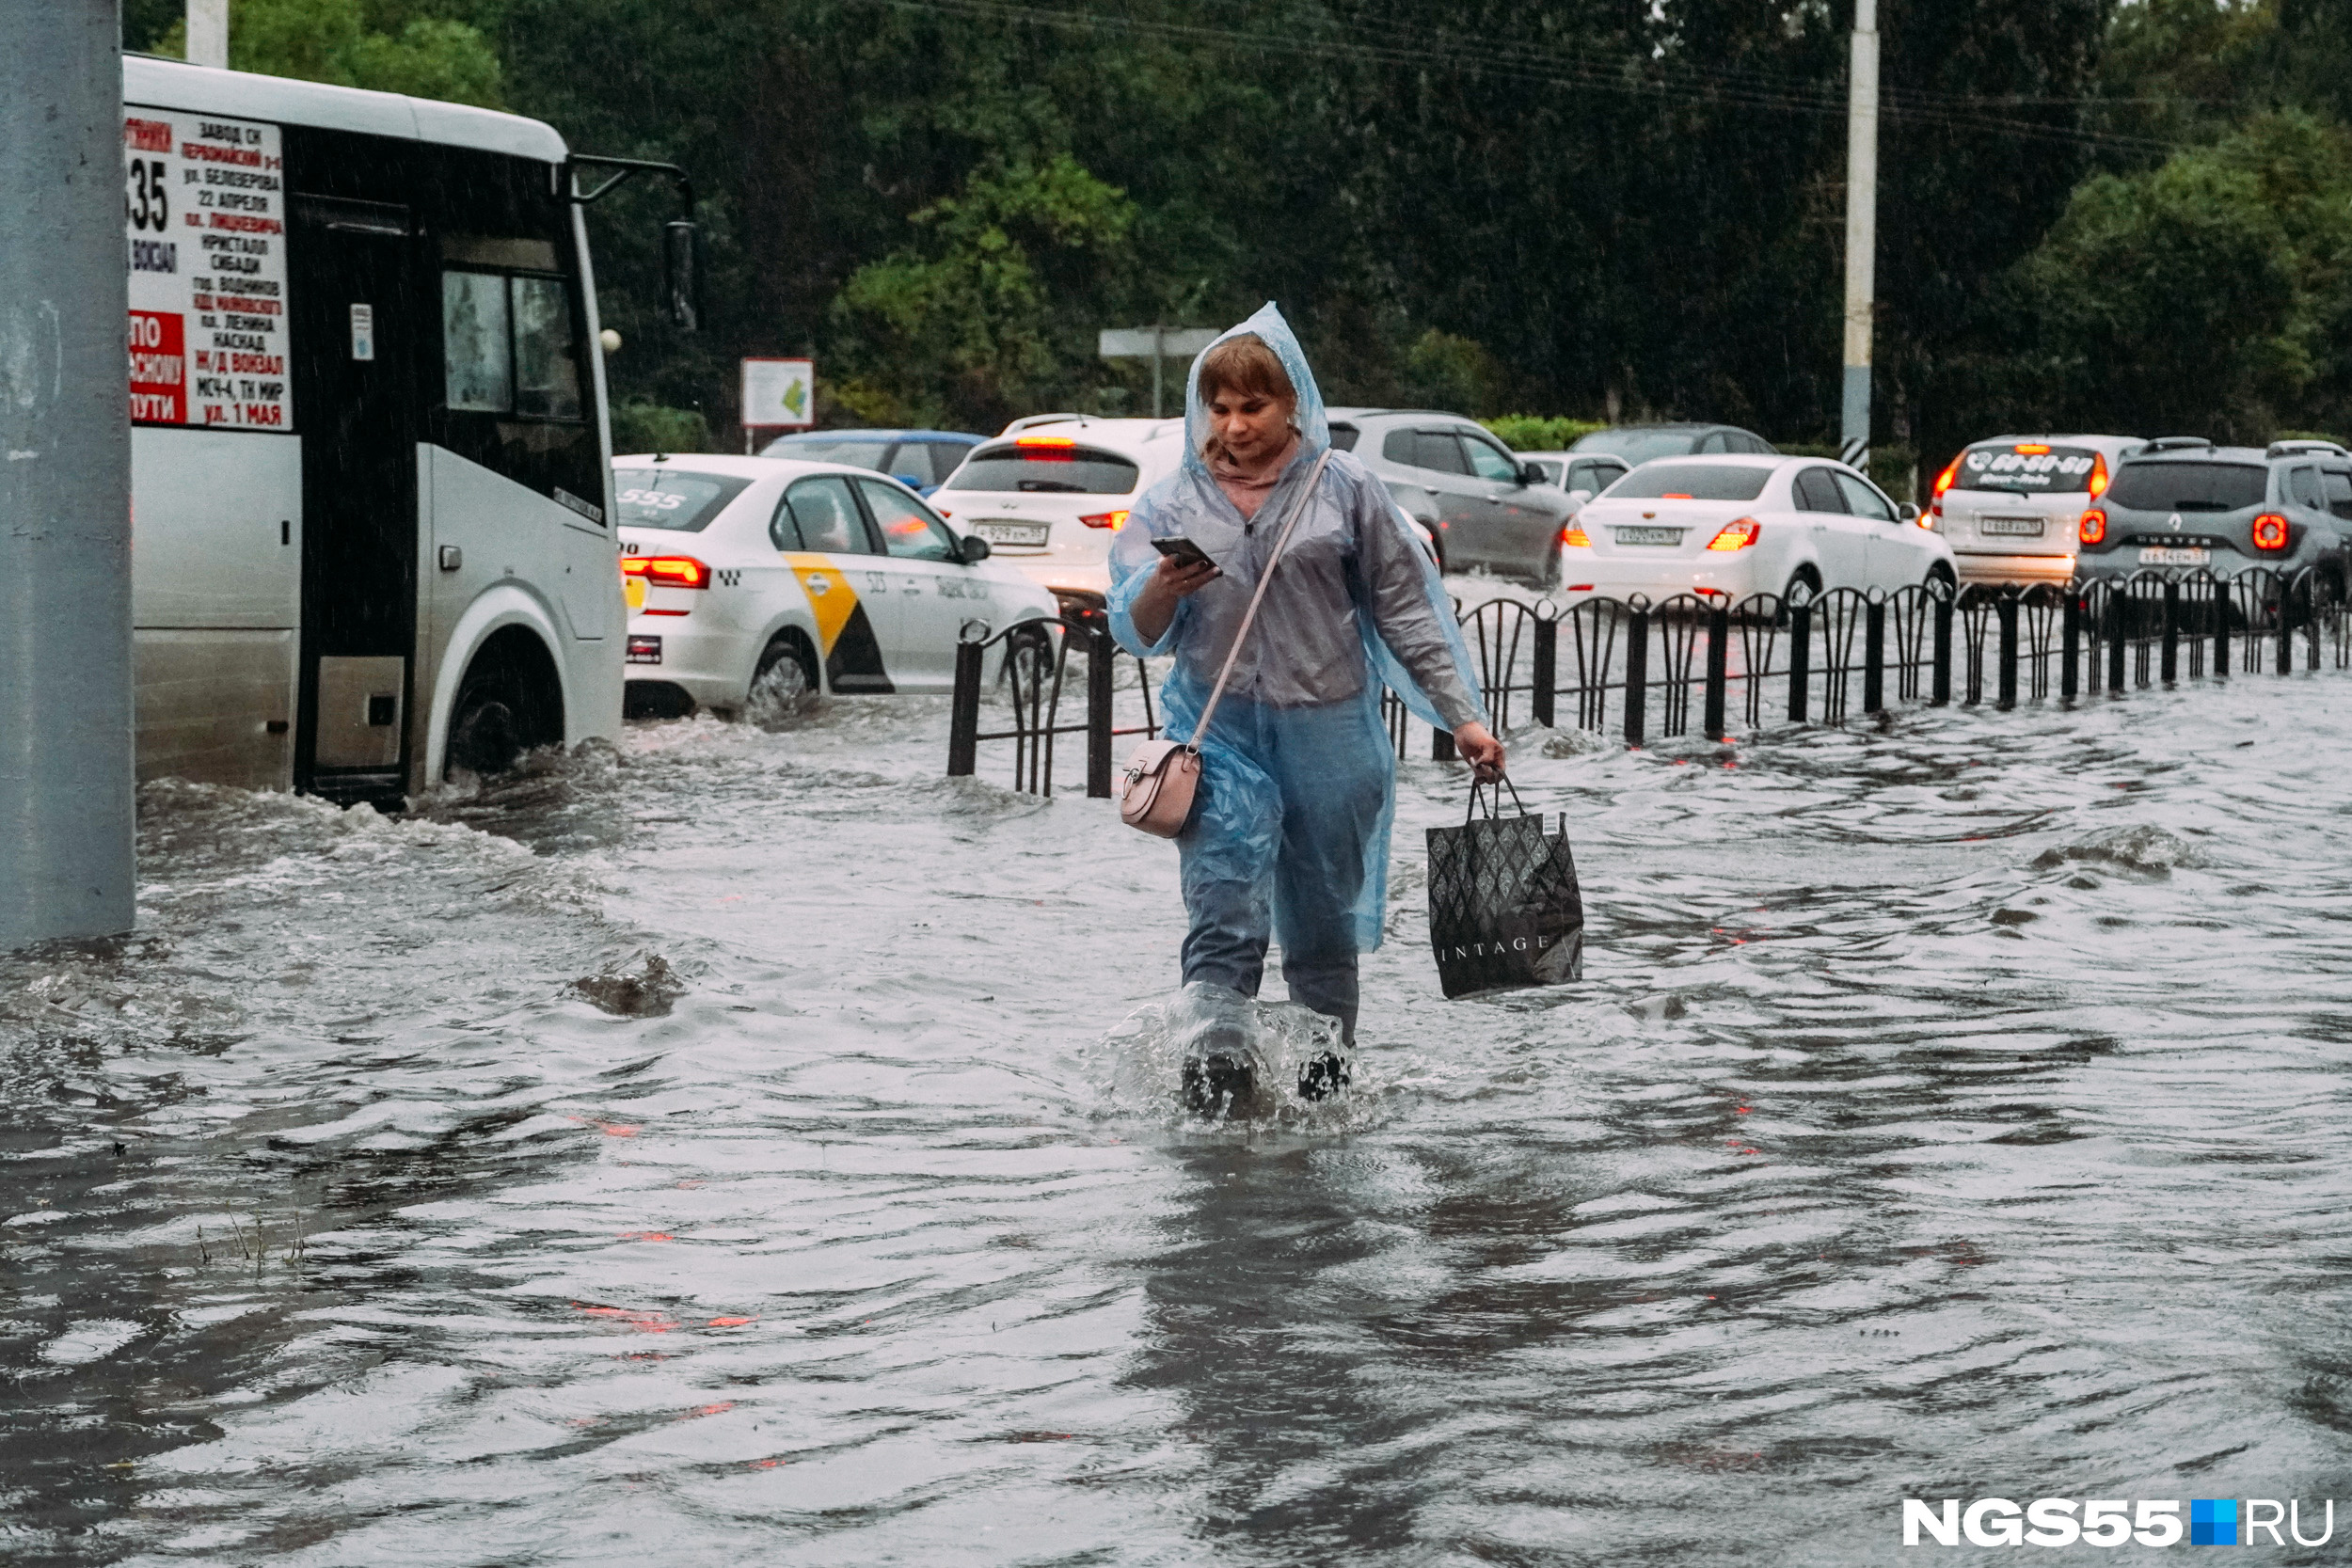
[856,0,2189,156]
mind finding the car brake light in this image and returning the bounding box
[2088,451,2107,499]
[1706,517,1760,551]
[2078,508,2106,546]
[1562,525,1591,546]
[935,507,952,518]
[2014,442,2051,454]
[1015,435,1076,459]
[1661,492,1693,499]
[1079,510,1129,530]
[1931,454,1961,518]
[2253,513,2289,551]
[621,554,710,588]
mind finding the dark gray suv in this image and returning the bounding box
[1327,407,1575,582]
[1569,423,1777,464]
[2075,439,2352,594]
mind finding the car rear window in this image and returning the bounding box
[945,441,1140,495]
[1328,423,1360,452]
[1570,429,1703,465]
[613,469,751,531]
[762,436,896,471]
[2105,461,2266,513]
[1955,443,2103,495]
[1612,463,1773,501]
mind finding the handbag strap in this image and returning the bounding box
[1186,447,1334,752]
[1467,773,1528,822]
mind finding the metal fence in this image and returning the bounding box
[948,566,2351,790]
[945,610,1161,797]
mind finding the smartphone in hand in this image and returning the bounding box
[1152,536,1217,571]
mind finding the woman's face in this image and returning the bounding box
[1206,385,1296,466]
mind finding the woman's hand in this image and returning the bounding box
[1128,553,1219,644]
[1454,721,1506,782]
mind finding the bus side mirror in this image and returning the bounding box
[663,220,701,332]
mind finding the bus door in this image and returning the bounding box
[290,196,418,801]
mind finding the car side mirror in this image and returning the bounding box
[1567,488,1594,504]
[1518,462,1547,486]
[957,533,993,564]
[1899,502,1921,522]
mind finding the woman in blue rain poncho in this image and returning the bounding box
[1108,304,1503,1102]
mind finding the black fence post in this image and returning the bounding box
[1086,624,1114,799]
[1702,601,1730,739]
[2060,587,2080,700]
[1433,725,1456,761]
[1624,606,1650,746]
[2214,580,2231,677]
[2279,579,2296,674]
[1787,596,1811,722]
[1996,592,2019,709]
[947,640,982,776]
[1532,615,1557,729]
[2106,589,2127,691]
[2161,577,2180,684]
[1932,590,1952,705]
[1863,597,1885,715]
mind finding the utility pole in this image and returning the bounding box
[1841,0,1879,475]
[0,1,137,949]
[186,0,228,68]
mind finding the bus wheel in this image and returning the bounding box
[447,627,564,779]
[745,630,819,730]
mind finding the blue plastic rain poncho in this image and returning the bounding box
[1106,303,1486,1036]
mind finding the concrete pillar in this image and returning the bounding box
[0,0,137,949]
[1841,0,1879,472]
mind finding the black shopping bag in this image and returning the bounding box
[1425,778,1584,999]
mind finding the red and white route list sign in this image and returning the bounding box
[124,109,293,431]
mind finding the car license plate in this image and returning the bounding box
[974,521,1048,546]
[1980,515,2044,536]
[2138,546,2210,566]
[1613,526,1683,546]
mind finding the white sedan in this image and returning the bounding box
[1558,454,1957,604]
[613,453,1062,720]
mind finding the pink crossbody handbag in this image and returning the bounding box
[1120,450,1334,837]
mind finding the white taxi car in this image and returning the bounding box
[1561,454,1957,605]
[614,453,1061,720]
[1928,434,2144,584]
[932,416,1187,614]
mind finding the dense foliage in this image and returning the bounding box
[130,0,2352,473]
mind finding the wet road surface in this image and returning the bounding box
[7,654,2352,1564]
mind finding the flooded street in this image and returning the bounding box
[8,655,2352,1565]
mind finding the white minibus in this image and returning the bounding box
[124,54,655,803]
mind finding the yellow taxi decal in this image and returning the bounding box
[784,552,858,654]
[623,575,647,612]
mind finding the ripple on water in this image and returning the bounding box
[7,678,2352,1561]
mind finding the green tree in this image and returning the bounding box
[827,157,1137,430]
[145,0,503,108]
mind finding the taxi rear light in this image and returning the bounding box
[1562,525,1591,546]
[2078,508,2106,546]
[2088,451,2108,498]
[621,554,710,589]
[2253,513,2290,551]
[1079,509,1129,530]
[1706,517,1760,551]
[2014,442,2051,454]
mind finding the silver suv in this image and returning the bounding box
[1931,434,2145,584]
[1327,407,1576,582]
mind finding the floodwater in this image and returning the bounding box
[8,637,2352,1564]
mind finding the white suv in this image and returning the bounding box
[931,415,1187,613]
[1931,434,2144,584]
